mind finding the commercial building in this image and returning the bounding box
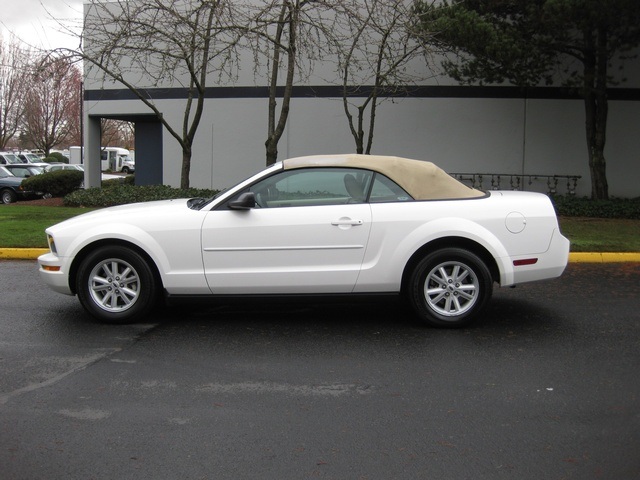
[81,4,640,198]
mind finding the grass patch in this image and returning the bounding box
[559,217,640,252]
[1,205,639,252]
[0,205,94,248]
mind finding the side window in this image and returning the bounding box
[369,174,413,203]
[249,168,373,208]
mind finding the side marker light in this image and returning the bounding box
[513,258,538,266]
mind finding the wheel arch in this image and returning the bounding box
[400,236,500,295]
[68,239,164,295]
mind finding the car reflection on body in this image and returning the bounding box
[38,154,570,327]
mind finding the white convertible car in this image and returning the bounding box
[38,154,570,327]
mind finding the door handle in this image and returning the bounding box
[331,218,363,226]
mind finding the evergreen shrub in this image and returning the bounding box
[22,170,84,197]
[63,184,218,208]
[552,195,640,219]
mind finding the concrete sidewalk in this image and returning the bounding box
[1,248,639,263]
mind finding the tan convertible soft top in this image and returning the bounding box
[283,154,485,200]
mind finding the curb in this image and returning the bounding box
[1,248,640,263]
[568,252,640,263]
[0,248,49,260]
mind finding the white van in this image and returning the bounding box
[69,146,136,173]
[101,147,136,173]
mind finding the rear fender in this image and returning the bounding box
[393,218,514,286]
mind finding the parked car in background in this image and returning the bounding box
[0,166,43,204]
[0,152,22,165]
[17,153,49,167]
[2,164,44,178]
[38,154,570,327]
[44,163,122,182]
[43,164,84,173]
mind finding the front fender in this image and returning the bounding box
[61,223,173,281]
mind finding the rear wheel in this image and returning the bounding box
[76,245,158,324]
[1,189,17,204]
[408,248,492,328]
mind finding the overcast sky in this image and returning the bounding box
[1,0,83,50]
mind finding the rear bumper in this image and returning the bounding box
[508,229,571,285]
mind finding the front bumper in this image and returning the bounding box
[38,252,74,295]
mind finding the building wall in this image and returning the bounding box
[84,92,640,198]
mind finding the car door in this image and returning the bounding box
[201,168,373,294]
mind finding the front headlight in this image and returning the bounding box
[47,235,58,255]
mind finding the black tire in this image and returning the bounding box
[76,245,159,324]
[408,248,493,328]
[1,189,17,204]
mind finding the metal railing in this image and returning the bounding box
[449,173,581,195]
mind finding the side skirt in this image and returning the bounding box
[164,291,401,307]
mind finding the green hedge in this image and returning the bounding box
[552,195,640,219]
[22,170,84,197]
[63,184,219,208]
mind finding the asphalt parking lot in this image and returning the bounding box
[1,260,639,479]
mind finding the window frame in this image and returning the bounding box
[220,166,414,210]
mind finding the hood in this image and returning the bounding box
[48,198,191,232]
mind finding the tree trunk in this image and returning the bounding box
[265,139,279,166]
[583,26,609,200]
[180,146,192,190]
[584,88,610,200]
[265,1,296,167]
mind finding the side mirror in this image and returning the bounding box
[229,192,256,210]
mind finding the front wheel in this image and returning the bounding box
[408,248,493,328]
[76,245,159,324]
[1,189,17,204]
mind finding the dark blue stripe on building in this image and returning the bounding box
[84,85,640,101]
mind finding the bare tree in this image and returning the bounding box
[23,55,82,156]
[336,0,431,154]
[247,0,340,166]
[101,119,135,150]
[63,0,243,188]
[0,38,30,150]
